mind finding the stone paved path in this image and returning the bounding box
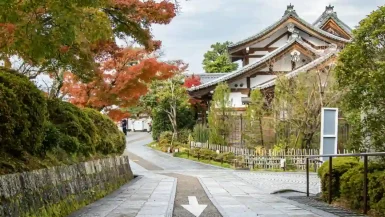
[70,132,339,217]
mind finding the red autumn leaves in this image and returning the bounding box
[61,47,181,121]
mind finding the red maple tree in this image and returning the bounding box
[61,47,182,121]
[183,74,201,88]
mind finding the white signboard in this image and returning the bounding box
[320,108,338,162]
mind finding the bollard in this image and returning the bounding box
[198,153,200,161]
[221,158,223,165]
[328,157,333,204]
[187,150,189,158]
[363,155,368,214]
[306,158,309,197]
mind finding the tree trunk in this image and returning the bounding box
[259,117,264,147]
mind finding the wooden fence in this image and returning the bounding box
[190,141,355,171]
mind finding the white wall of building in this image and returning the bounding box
[229,78,247,88]
[299,30,329,47]
[251,28,287,47]
[258,53,310,72]
[229,92,248,108]
[250,75,276,87]
[270,34,289,47]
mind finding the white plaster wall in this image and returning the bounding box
[250,75,277,87]
[249,57,262,64]
[250,28,287,47]
[299,30,329,47]
[229,92,248,108]
[270,35,289,47]
[266,53,310,71]
[229,78,247,88]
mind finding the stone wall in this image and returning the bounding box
[0,156,134,217]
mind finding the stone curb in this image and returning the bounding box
[166,178,177,217]
[278,196,339,217]
[198,177,229,217]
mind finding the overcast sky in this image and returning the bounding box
[151,0,383,73]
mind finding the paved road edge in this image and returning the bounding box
[278,196,339,217]
[198,177,228,217]
[166,178,178,217]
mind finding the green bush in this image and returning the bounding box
[47,99,99,155]
[200,149,217,160]
[83,108,126,155]
[215,152,235,163]
[193,124,209,143]
[339,162,385,215]
[318,157,360,201]
[159,131,173,146]
[0,70,47,155]
[152,107,195,141]
[177,129,191,144]
[340,163,364,209]
[41,122,61,153]
[369,171,385,216]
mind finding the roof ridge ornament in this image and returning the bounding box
[284,3,298,16]
[326,4,334,14]
[288,30,301,41]
[287,23,295,33]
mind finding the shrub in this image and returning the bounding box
[193,124,209,143]
[83,108,126,155]
[216,152,235,163]
[159,131,173,146]
[152,110,172,141]
[200,149,216,160]
[47,99,99,155]
[369,171,385,216]
[41,122,61,153]
[190,148,201,158]
[340,163,364,209]
[152,107,195,141]
[318,157,360,201]
[339,162,385,215]
[177,129,191,144]
[0,71,47,155]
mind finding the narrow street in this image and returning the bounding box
[70,133,333,217]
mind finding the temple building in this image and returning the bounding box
[188,4,352,115]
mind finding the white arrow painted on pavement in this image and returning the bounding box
[181,196,207,217]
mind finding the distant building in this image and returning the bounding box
[188,4,352,117]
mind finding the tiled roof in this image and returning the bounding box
[313,5,352,36]
[228,9,350,50]
[255,49,338,90]
[189,37,318,92]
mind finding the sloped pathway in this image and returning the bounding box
[69,132,344,217]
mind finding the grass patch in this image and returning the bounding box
[173,152,233,169]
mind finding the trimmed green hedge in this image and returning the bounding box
[0,70,47,155]
[83,108,125,155]
[319,158,385,216]
[46,99,99,156]
[318,157,360,200]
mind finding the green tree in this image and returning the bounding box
[272,68,342,149]
[142,77,194,143]
[202,41,238,73]
[156,75,191,144]
[243,89,266,148]
[208,82,233,145]
[335,6,385,152]
[0,0,176,80]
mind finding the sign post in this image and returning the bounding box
[320,108,338,162]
